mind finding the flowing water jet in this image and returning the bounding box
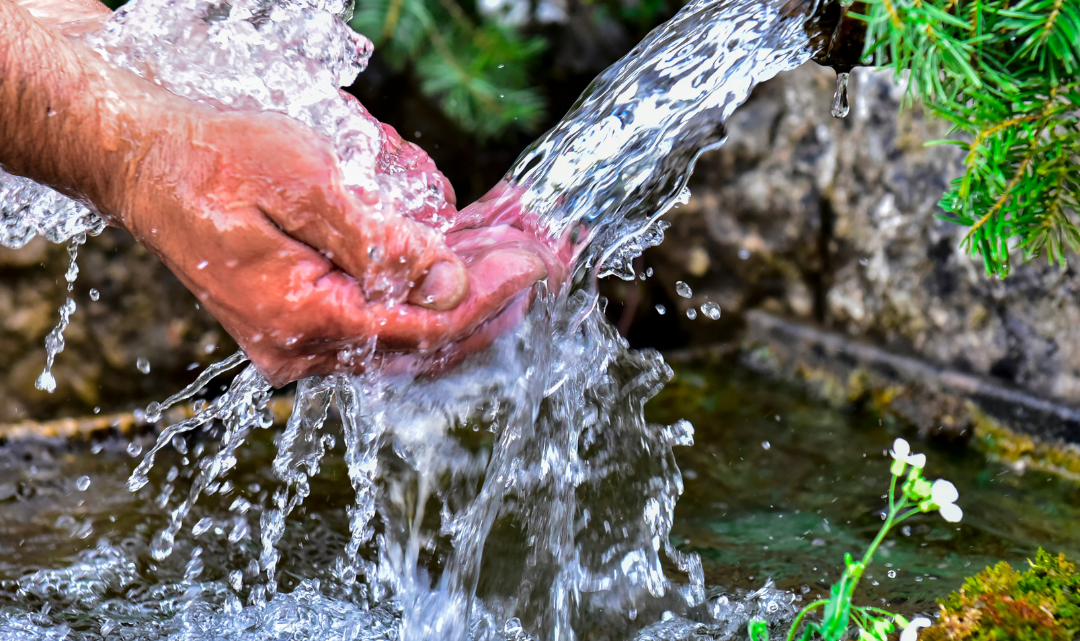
[0,0,841,637]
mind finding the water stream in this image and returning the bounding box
[0,0,830,638]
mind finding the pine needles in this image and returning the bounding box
[857,0,1080,277]
[351,0,546,139]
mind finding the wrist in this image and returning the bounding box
[0,0,202,231]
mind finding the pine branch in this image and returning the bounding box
[857,0,1080,277]
[351,0,545,139]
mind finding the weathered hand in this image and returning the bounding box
[119,108,548,385]
[1,0,556,386]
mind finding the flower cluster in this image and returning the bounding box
[890,438,963,523]
[748,437,962,641]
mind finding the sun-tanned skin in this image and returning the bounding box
[0,0,557,385]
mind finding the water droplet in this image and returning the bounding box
[229,518,251,543]
[700,302,721,320]
[761,441,771,450]
[35,371,57,393]
[88,288,100,301]
[655,304,666,315]
[831,71,850,118]
[196,260,209,270]
[137,357,151,374]
[229,570,243,591]
[145,401,162,423]
[674,185,691,206]
[686,308,698,320]
[675,281,692,298]
[888,570,897,578]
[127,441,143,457]
[193,517,214,536]
[184,556,205,580]
[151,528,175,561]
[76,476,91,491]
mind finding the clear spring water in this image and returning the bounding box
[0,0,825,637]
[6,362,1080,641]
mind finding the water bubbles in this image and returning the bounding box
[831,71,850,118]
[76,476,91,491]
[88,288,99,301]
[700,302,721,320]
[675,281,693,298]
[137,357,151,374]
[655,304,667,315]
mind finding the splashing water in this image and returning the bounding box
[0,0,825,637]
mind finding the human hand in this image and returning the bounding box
[1,0,554,386]
[117,107,549,385]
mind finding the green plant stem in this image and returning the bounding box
[786,601,828,641]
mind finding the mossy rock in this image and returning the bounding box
[924,549,1080,640]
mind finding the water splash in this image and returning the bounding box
[34,233,85,393]
[0,0,822,637]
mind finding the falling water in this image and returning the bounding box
[0,0,827,637]
[831,71,850,118]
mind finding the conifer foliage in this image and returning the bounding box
[858,0,1080,276]
[351,0,546,139]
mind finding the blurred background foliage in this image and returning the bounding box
[348,0,684,199]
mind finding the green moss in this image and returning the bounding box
[924,550,1080,641]
[970,406,1080,483]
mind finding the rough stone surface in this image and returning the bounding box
[0,229,235,424]
[647,64,1080,411]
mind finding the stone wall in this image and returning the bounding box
[648,64,1080,409]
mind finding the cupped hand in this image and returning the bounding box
[117,107,548,385]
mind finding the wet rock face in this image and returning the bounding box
[0,229,235,423]
[652,64,1080,406]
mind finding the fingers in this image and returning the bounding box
[210,111,468,311]
[353,241,548,351]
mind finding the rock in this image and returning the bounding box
[0,228,236,424]
[648,64,1080,421]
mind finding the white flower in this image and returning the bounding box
[931,479,963,522]
[890,438,927,472]
[899,616,931,641]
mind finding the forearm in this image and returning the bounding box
[0,0,192,224]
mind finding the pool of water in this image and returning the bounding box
[1,358,1077,638]
[652,358,1080,615]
